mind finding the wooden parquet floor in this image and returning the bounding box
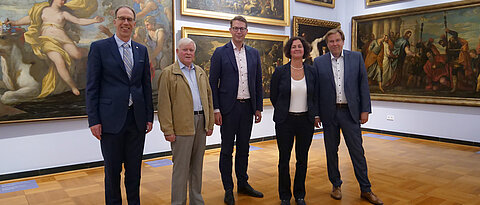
[1,131,480,205]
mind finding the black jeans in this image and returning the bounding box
[275,113,314,200]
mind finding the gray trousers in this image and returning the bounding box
[171,114,207,205]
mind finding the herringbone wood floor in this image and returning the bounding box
[1,131,480,205]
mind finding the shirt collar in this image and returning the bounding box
[178,60,194,70]
[114,34,132,48]
[330,50,344,60]
[231,40,245,51]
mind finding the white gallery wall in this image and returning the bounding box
[1,0,478,176]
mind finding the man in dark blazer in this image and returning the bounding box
[86,6,153,205]
[209,16,263,205]
[314,28,383,205]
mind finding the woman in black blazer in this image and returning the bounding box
[270,36,320,205]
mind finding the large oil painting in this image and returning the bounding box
[181,27,288,105]
[366,0,403,6]
[181,0,290,26]
[292,16,340,64]
[0,0,174,123]
[352,0,480,106]
[295,0,334,8]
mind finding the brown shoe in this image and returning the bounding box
[330,186,341,200]
[361,191,383,205]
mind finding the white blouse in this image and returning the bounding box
[289,77,308,112]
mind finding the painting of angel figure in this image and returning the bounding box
[352,0,480,106]
[0,0,174,123]
[182,27,288,103]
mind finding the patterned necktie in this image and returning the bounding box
[122,43,133,106]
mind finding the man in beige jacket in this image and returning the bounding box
[157,38,214,205]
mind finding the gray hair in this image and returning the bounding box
[177,38,196,51]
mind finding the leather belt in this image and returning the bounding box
[237,98,250,103]
[288,112,308,116]
[336,104,348,109]
[194,110,204,115]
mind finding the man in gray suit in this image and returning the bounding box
[314,28,383,205]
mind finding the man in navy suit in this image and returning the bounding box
[314,28,383,205]
[209,16,264,205]
[86,6,153,205]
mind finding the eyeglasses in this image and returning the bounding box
[231,27,247,32]
[117,16,135,22]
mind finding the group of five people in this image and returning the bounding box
[86,5,383,205]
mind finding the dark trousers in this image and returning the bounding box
[323,107,371,192]
[275,114,314,200]
[101,108,146,205]
[219,100,253,191]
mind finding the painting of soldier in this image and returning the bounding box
[352,1,480,106]
[0,0,174,123]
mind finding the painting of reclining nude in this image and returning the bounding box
[181,0,290,26]
[0,0,174,123]
[352,0,480,106]
[181,27,288,104]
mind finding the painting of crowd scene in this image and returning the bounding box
[182,0,289,26]
[182,27,287,101]
[292,16,340,65]
[352,1,480,106]
[0,0,173,123]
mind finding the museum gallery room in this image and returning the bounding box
[1,0,479,204]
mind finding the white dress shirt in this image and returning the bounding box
[232,41,250,99]
[330,51,348,104]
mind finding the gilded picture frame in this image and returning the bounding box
[366,0,403,6]
[352,0,480,107]
[296,0,334,8]
[181,26,289,106]
[292,16,340,64]
[0,0,175,124]
[181,0,290,26]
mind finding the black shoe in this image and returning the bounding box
[295,198,306,205]
[224,189,235,205]
[237,184,264,198]
[281,199,291,205]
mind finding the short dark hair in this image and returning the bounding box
[284,36,311,59]
[115,5,136,20]
[325,28,345,41]
[230,16,248,28]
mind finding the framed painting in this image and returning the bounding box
[181,26,289,105]
[292,16,340,64]
[296,0,334,8]
[366,0,403,6]
[352,0,480,106]
[0,0,174,124]
[181,0,290,26]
